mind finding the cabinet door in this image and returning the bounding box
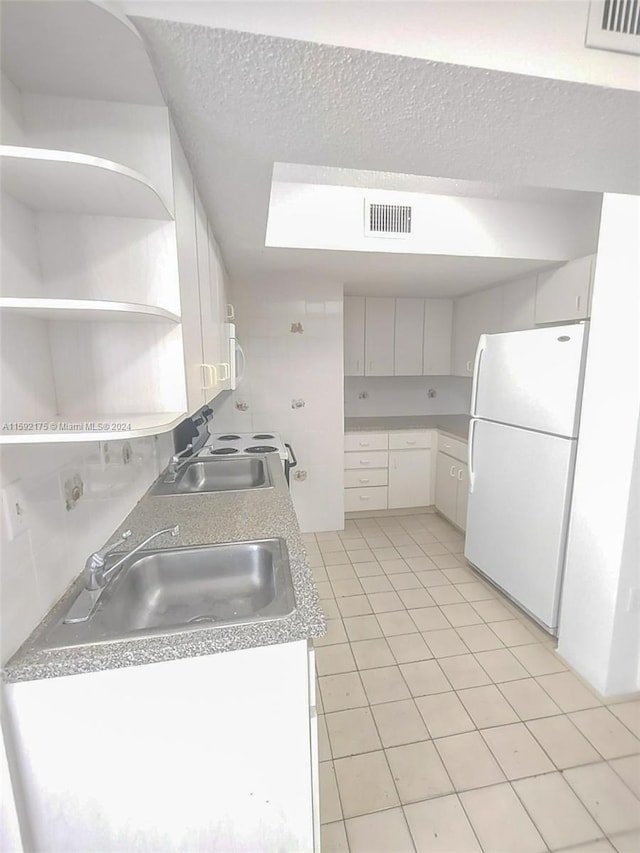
[394,298,424,375]
[435,451,458,522]
[455,463,469,531]
[171,126,205,412]
[501,276,536,332]
[452,287,503,376]
[195,191,222,399]
[344,296,365,376]
[423,299,453,375]
[365,297,395,375]
[388,449,432,509]
[535,255,594,324]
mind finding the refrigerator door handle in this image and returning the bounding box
[468,419,477,493]
[470,335,487,417]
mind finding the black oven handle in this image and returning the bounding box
[285,443,297,469]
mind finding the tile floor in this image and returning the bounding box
[304,512,640,853]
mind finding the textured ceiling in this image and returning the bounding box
[134,20,639,294]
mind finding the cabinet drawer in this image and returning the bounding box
[344,468,388,489]
[344,431,388,452]
[438,433,467,463]
[344,486,388,512]
[388,430,433,450]
[344,451,388,470]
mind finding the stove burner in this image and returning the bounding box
[217,434,241,441]
[209,447,239,455]
[253,433,274,440]
[245,445,277,454]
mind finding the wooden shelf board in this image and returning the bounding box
[0,412,186,444]
[0,298,181,323]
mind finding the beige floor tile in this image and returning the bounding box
[527,715,601,769]
[460,782,547,853]
[610,754,640,799]
[498,677,562,720]
[353,561,385,578]
[371,698,429,747]
[511,642,568,676]
[471,599,515,622]
[325,707,382,758]
[423,628,469,658]
[569,707,640,759]
[389,573,424,591]
[396,544,425,559]
[320,820,349,853]
[409,606,451,632]
[323,551,349,566]
[564,762,640,835]
[415,570,451,588]
[482,722,554,780]
[411,532,438,546]
[456,623,505,652]
[337,595,373,618]
[442,567,477,584]
[318,713,332,761]
[319,672,368,713]
[343,614,382,642]
[458,684,519,728]
[610,701,640,739]
[372,547,401,561]
[416,691,476,738]
[610,830,640,853]
[311,565,329,581]
[457,581,496,602]
[368,591,405,613]
[512,772,603,849]
[326,563,358,581]
[387,632,432,664]
[435,730,506,791]
[439,654,492,689]
[379,558,410,575]
[331,577,365,598]
[319,761,343,823]
[386,740,454,803]
[537,672,602,713]
[348,549,376,563]
[439,602,484,627]
[397,587,436,609]
[400,659,451,696]
[404,793,482,853]
[406,556,439,572]
[558,841,616,853]
[419,542,450,557]
[315,618,348,647]
[428,584,465,605]
[377,610,419,636]
[345,807,415,853]
[360,575,394,594]
[316,581,335,600]
[474,648,529,682]
[360,665,411,705]
[489,619,542,647]
[315,643,357,676]
[431,553,463,569]
[350,637,395,670]
[334,750,400,818]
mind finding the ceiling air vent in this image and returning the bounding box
[585,1,640,55]
[364,201,412,238]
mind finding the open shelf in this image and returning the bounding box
[0,146,172,220]
[0,412,186,445]
[0,298,181,324]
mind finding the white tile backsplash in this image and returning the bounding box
[0,432,174,663]
[344,376,472,418]
[209,279,344,534]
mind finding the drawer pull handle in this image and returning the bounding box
[360,495,370,501]
[458,469,464,481]
[359,441,370,447]
[450,465,456,477]
[405,440,416,445]
[360,460,371,465]
[359,478,370,483]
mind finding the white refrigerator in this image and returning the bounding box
[464,322,588,634]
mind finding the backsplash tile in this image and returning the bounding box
[345,376,472,418]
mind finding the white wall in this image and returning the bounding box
[345,376,472,418]
[558,193,640,697]
[208,278,344,533]
[0,434,174,663]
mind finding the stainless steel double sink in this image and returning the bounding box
[149,456,272,496]
[44,538,295,650]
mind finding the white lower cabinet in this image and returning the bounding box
[435,438,469,531]
[388,448,432,509]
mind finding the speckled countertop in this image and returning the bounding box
[3,454,325,683]
[345,415,470,440]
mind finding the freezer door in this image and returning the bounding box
[470,323,586,437]
[465,419,576,632]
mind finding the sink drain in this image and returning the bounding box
[187,615,220,625]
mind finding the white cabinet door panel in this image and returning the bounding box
[388,449,432,508]
[501,276,536,332]
[435,451,458,522]
[455,463,469,531]
[423,299,453,375]
[345,486,388,512]
[344,296,365,376]
[394,298,424,375]
[365,297,394,376]
[535,255,594,324]
[452,287,503,376]
[344,431,388,452]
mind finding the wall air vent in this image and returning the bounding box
[364,201,412,238]
[585,1,640,55]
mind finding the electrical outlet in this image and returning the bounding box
[2,480,29,540]
[63,473,84,511]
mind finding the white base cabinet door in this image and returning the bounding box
[435,450,469,531]
[388,448,432,509]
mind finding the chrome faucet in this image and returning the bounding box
[164,444,193,483]
[84,525,180,590]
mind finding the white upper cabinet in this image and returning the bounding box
[534,254,595,325]
[501,275,536,332]
[452,287,504,376]
[344,296,365,376]
[394,298,424,376]
[423,299,453,375]
[365,297,395,376]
